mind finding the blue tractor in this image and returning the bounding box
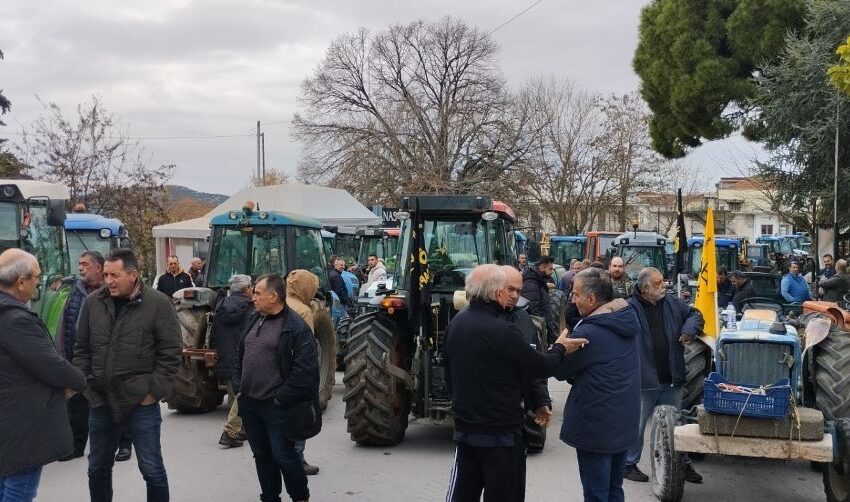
[549,235,587,266]
[649,303,850,501]
[686,237,740,278]
[64,212,130,269]
[166,204,337,412]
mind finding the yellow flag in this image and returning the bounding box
[694,208,718,337]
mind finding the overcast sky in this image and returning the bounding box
[0,0,764,196]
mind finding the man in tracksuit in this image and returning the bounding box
[445,264,588,501]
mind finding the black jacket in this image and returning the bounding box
[446,299,566,435]
[232,307,319,408]
[327,267,349,306]
[521,268,557,338]
[627,292,704,391]
[0,292,87,476]
[155,271,194,298]
[731,279,758,311]
[74,282,183,422]
[210,292,254,379]
[554,299,640,454]
[500,306,551,411]
[717,279,735,308]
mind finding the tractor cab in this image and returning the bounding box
[687,237,740,278]
[585,230,620,263]
[611,231,668,280]
[549,235,587,266]
[354,227,400,271]
[65,212,130,269]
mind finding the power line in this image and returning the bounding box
[2,130,255,140]
[489,0,544,35]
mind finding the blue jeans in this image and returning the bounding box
[0,466,42,502]
[239,396,309,502]
[88,403,169,502]
[626,385,683,466]
[576,450,626,502]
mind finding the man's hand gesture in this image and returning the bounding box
[555,328,589,354]
[533,406,552,427]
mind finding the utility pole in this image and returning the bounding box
[834,101,840,259]
[256,121,261,181]
[261,132,266,185]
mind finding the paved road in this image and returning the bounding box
[40,377,826,501]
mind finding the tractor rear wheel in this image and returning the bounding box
[167,361,225,413]
[548,288,568,344]
[682,342,711,411]
[312,305,337,411]
[650,405,685,502]
[335,316,352,371]
[342,311,410,446]
[824,418,850,502]
[815,327,850,420]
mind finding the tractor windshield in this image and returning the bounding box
[27,204,67,278]
[690,245,738,276]
[619,245,667,280]
[67,231,113,269]
[358,235,399,270]
[207,226,286,287]
[292,226,329,289]
[550,241,583,265]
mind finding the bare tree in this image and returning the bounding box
[293,17,531,203]
[16,96,173,277]
[247,168,290,188]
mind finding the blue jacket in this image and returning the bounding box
[781,273,811,303]
[554,299,641,454]
[627,292,704,391]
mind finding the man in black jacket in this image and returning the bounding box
[326,255,349,307]
[0,249,87,500]
[154,255,193,298]
[75,248,182,502]
[499,266,552,453]
[212,274,254,448]
[445,264,587,502]
[729,270,757,311]
[233,273,319,502]
[521,255,557,339]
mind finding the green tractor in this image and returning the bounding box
[165,203,337,413]
[0,179,71,336]
[342,195,547,447]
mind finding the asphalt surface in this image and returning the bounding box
[39,377,827,501]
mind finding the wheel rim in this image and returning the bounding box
[651,420,666,484]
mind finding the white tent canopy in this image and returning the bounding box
[153,183,380,238]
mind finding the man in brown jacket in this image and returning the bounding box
[74,248,182,502]
[286,269,321,475]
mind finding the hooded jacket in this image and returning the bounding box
[74,281,182,423]
[627,292,704,391]
[286,270,320,332]
[365,261,388,288]
[0,292,87,476]
[210,291,254,379]
[554,298,641,454]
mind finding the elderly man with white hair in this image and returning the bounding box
[211,274,254,448]
[445,264,588,502]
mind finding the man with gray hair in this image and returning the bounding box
[211,274,254,448]
[445,264,587,501]
[624,267,704,484]
[0,248,87,501]
[553,267,641,501]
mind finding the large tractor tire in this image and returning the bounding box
[650,405,685,502]
[167,361,225,413]
[824,418,850,502]
[682,341,711,411]
[311,302,337,411]
[336,316,352,371]
[814,326,850,420]
[548,288,568,344]
[342,311,410,446]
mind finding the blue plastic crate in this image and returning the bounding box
[703,372,791,419]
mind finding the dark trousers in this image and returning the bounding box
[239,396,309,502]
[576,449,626,502]
[68,393,90,455]
[445,441,527,502]
[88,404,169,502]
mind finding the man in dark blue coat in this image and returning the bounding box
[521,255,557,339]
[624,267,704,484]
[554,267,640,502]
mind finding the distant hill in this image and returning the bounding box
[166,185,229,206]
